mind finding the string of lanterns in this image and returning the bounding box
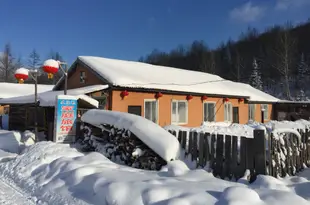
[119,90,245,103]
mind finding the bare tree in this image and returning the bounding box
[28,49,41,69]
[273,23,297,100]
[207,51,217,74]
[231,49,244,82]
[0,43,15,82]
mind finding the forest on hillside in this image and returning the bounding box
[0,44,65,85]
[139,21,310,101]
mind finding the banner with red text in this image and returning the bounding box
[53,95,77,143]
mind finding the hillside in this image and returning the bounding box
[140,20,310,101]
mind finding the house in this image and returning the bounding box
[52,56,280,127]
[0,83,53,115]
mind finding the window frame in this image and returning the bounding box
[203,102,216,122]
[144,99,159,124]
[261,104,269,120]
[80,71,86,83]
[171,100,188,125]
[224,102,233,122]
[248,104,256,121]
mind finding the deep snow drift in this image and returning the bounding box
[0,142,310,205]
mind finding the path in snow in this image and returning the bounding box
[0,177,36,205]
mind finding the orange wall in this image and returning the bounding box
[111,90,271,127]
[252,104,273,123]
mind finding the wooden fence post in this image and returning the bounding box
[253,129,266,176]
[215,134,224,178]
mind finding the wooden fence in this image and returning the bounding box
[270,129,310,177]
[168,128,310,180]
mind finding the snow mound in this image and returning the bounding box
[81,109,181,161]
[166,160,190,177]
[218,186,264,205]
[0,130,36,154]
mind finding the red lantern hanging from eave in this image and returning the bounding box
[42,59,59,79]
[223,97,229,102]
[201,95,208,101]
[155,92,163,99]
[186,95,193,101]
[14,68,29,84]
[238,98,244,103]
[120,90,129,99]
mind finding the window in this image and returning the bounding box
[248,104,256,121]
[203,102,216,122]
[128,106,142,116]
[80,71,86,83]
[224,103,232,122]
[144,100,158,123]
[171,100,188,124]
[261,104,269,120]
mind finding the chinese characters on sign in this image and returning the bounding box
[54,95,77,143]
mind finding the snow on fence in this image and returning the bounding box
[167,127,310,180]
[269,129,310,178]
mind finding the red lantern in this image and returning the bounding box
[238,98,244,103]
[201,95,208,101]
[223,97,229,102]
[155,92,163,99]
[186,95,193,101]
[14,68,29,84]
[42,59,59,79]
[120,90,129,99]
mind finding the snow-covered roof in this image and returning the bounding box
[0,83,53,99]
[0,85,108,108]
[60,56,278,103]
[226,82,280,103]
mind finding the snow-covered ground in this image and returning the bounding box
[0,140,309,204]
[0,117,310,204]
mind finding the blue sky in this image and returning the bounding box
[0,0,309,65]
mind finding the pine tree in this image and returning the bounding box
[297,53,309,89]
[249,58,263,90]
[296,89,307,101]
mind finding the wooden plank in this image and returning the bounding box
[224,135,232,179]
[253,129,266,175]
[284,136,292,176]
[245,137,255,178]
[294,134,301,172]
[215,134,224,178]
[231,136,238,179]
[178,130,182,143]
[204,133,210,165]
[240,137,247,178]
[188,132,193,155]
[210,134,216,170]
[301,131,306,169]
[268,131,273,176]
[289,135,296,175]
[306,129,310,167]
[198,133,205,168]
[181,131,187,150]
[192,132,198,162]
